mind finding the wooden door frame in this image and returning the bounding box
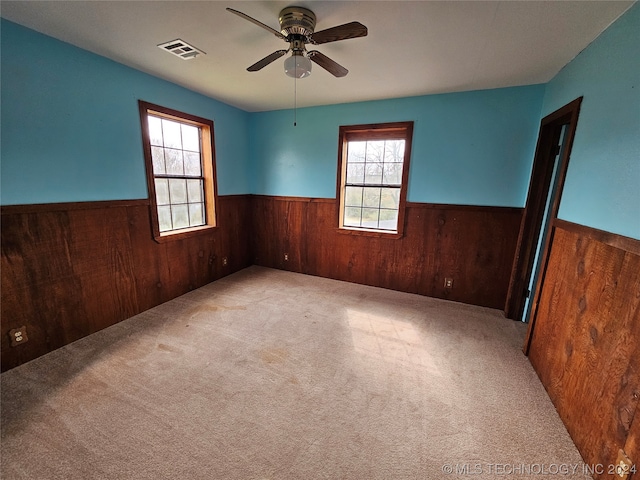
[504,98,582,346]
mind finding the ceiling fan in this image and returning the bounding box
[226,6,368,78]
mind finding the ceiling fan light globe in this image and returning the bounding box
[284,54,312,79]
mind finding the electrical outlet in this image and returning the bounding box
[9,326,28,346]
[614,449,634,479]
[284,253,289,261]
[444,278,454,289]
[222,257,228,266]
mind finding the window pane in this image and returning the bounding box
[382,163,403,185]
[169,178,187,204]
[379,209,399,231]
[187,179,203,203]
[162,119,182,149]
[361,208,380,228]
[148,116,163,146]
[364,162,383,184]
[380,188,400,209]
[172,204,189,229]
[344,186,363,207]
[182,125,200,152]
[158,206,172,232]
[346,163,365,184]
[385,140,405,162]
[189,203,204,226]
[155,179,170,205]
[347,141,366,163]
[344,207,362,227]
[165,148,184,175]
[365,141,385,163]
[362,187,381,208]
[184,151,201,176]
[151,146,166,174]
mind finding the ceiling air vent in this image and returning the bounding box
[157,39,205,60]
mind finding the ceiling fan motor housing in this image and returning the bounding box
[227,5,365,77]
[279,7,316,37]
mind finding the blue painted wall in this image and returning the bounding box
[541,3,640,240]
[0,19,544,208]
[250,86,544,206]
[1,19,252,205]
[5,5,638,231]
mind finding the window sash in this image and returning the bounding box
[342,185,401,231]
[139,100,218,242]
[343,138,405,231]
[153,176,206,232]
[337,122,413,236]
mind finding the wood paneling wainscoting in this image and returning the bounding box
[252,195,522,310]
[527,219,640,478]
[2,194,521,372]
[1,195,253,372]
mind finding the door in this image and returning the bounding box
[504,98,582,338]
[521,124,569,322]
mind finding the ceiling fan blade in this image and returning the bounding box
[308,51,348,77]
[310,22,368,45]
[247,50,288,71]
[226,8,286,40]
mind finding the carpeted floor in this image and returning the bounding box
[1,266,588,479]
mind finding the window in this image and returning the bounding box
[337,122,413,236]
[138,101,217,241]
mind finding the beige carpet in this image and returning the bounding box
[2,266,588,479]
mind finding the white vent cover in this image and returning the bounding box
[157,39,205,60]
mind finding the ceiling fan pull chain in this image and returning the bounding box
[294,74,297,127]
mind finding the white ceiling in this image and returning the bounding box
[1,1,634,112]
